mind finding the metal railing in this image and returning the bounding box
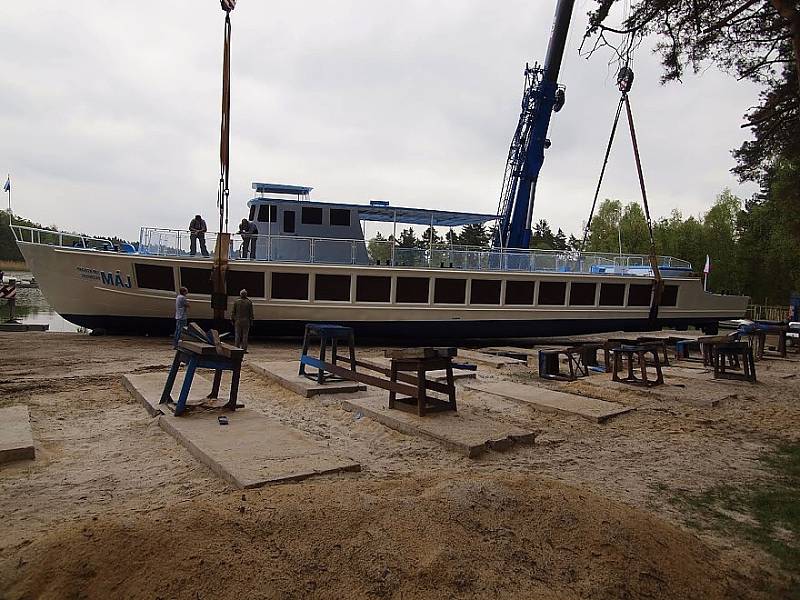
[10,225,116,251]
[12,224,694,276]
[746,304,790,322]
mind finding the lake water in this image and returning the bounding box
[2,270,82,333]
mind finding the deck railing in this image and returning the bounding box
[10,224,693,276]
[10,225,116,251]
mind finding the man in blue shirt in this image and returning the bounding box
[174,287,190,348]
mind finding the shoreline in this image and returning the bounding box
[0,260,27,271]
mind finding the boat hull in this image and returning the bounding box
[18,242,749,341]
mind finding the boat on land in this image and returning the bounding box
[11,182,747,339]
[9,0,748,339]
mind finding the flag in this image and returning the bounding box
[2,177,9,192]
[703,255,711,275]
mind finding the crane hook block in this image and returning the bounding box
[617,67,634,93]
[554,88,566,112]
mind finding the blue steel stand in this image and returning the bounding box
[161,345,245,416]
[299,323,357,384]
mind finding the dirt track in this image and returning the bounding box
[0,332,798,599]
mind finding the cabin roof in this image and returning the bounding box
[252,182,312,195]
[248,197,496,226]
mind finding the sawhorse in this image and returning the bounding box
[161,341,245,416]
[299,323,357,384]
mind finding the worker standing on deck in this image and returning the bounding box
[174,286,190,349]
[238,218,258,259]
[189,214,209,257]
[231,289,254,351]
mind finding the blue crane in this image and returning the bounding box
[496,0,576,249]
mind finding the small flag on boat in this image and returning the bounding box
[220,0,236,12]
[2,177,9,192]
[703,255,711,275]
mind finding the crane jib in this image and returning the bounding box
[497,0,576,249]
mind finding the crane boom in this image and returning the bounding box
[497,0,576,249]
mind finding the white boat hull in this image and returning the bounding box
[18,242,749,339]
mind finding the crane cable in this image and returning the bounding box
[218,1,235,234]
[581,65,664,321]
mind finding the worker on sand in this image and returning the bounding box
[231,289,254,351]
[174,287,190,349]
[238,218,258,259]
[189,214,209,257]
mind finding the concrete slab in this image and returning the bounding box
[458,349,526,369]
[0,405,35,464]
[249,361,367,398]
[341,395,535,458]
[482,346,537,360]
[584,377,732,408]
[465,381,632,423]
[123,374,361,488]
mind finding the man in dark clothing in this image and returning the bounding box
[189,214,209,257]
[238,218,258,259]
[231,289,254,351]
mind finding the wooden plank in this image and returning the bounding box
[178,340,216,355]
[384,347,457,359]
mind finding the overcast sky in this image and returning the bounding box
[1,1,760,242]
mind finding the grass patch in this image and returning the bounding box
[662,443,800,579]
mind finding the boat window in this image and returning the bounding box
[569,282,596,306]
[301,207,323,225]
[662,285,679,307]
[396,277,429,303]
[470,279,501,305]
[227,270,265,298]
[271,272,308,300]
[257,205,276,223]
[315,274,351,302]
[434,278,466,304]
[599,283,626,306]
[283,210,296,233]
[628,284,652,306]
[135,263,174,291]
[505,280,535,305]
[356,276,391,302]
[538,281,567,305]
[249,205,256,221]
[180,267,213,295]
[330,208,351,227]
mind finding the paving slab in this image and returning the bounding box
[340,395,535,458]
[481,346,537,359]
[584,376,733,408]
[458,349,526,369]
[123,374,360,488]
[464,381,632,423]
[249,361,366,397]
[0,405,35,464]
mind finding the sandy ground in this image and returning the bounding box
[0,332,798,599]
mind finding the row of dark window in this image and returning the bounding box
[248,205,351,229]
[134,263,679,307]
